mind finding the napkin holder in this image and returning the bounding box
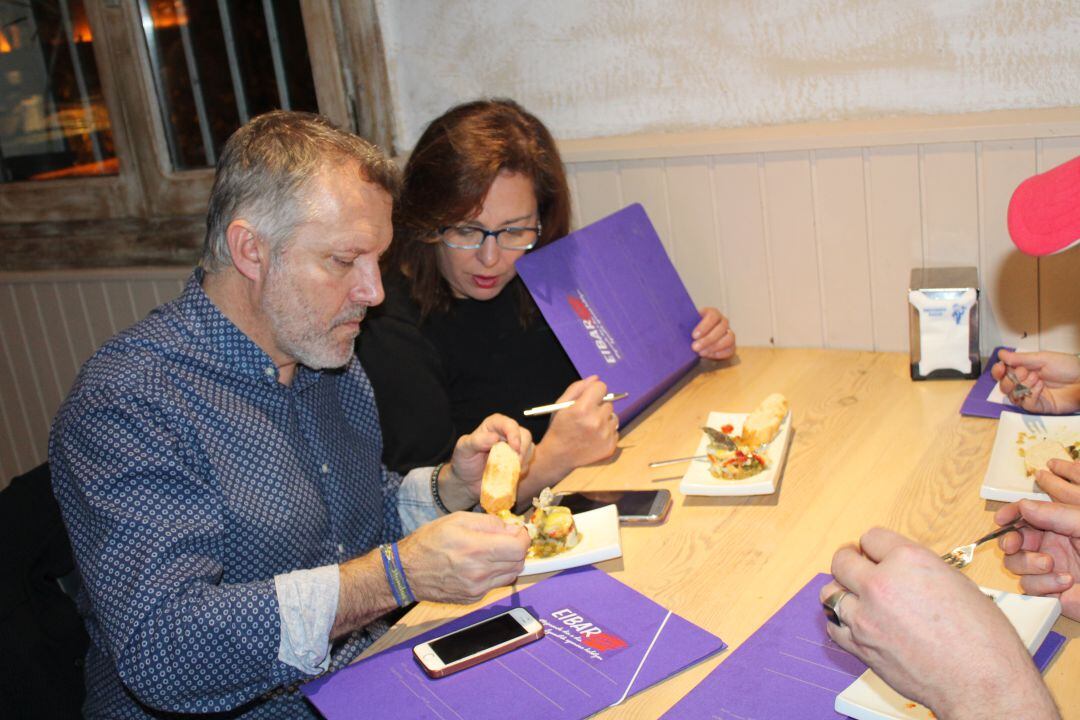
[908,267,980,381]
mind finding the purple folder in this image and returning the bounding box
[515,204,701,424]
[661,573,1065,719]
[301,566,725,719]
[960,346,1039,418]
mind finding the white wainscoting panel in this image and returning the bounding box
[812,148,874,350]
[0,269,188,485]
[712,155,772,347]
[864,145,923,353]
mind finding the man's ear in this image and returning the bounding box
[226,220,266,282]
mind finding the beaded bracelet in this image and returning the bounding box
[430,462,452,514]
[379,543,415,607]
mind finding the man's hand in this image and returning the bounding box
[438,414,533,512]
[991,349,1080,414]
[997,499,1080,621]
[524,376,619,492]
[692,307,736,361]
[398,512,530,604]
[821,528,1058,720]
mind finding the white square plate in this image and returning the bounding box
[980,411,1080,503]
[835,589,1061,720]
[519,504,622,576]
[679,411,793,496]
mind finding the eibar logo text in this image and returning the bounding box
[566,292,622,365]
[549,607,629,656]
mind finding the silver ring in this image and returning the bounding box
[822,590,851,627]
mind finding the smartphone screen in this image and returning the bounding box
[554,490,670,520]
[428,612,530,664]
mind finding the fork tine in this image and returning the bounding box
[941,545,974,569]
[1023,414,1048,434]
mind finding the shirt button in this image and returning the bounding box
[320,463,329,474]
[264,366,275,377]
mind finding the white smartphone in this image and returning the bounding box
[553,489,672,525]
[413,607,544,679]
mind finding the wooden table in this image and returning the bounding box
[364,348,1080,718]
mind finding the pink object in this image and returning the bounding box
[1007,154,1080,256]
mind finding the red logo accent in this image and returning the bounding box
[567,295,593,322]
[582,632,628,653]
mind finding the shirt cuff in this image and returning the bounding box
[397,466,444,533]
[274,564,340,675]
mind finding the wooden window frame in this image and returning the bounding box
[0,0,394,270]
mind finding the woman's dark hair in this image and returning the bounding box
[386,98,571,322]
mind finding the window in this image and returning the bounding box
[138,0,318,170]
[0,0,118,182]
[0,0,394,270]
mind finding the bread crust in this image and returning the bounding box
[480,442,520,514]
[741,393,789,447]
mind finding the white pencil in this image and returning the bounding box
[522,392,629,417]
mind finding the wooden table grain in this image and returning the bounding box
[363,348,1080,718]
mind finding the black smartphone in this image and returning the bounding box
[413,607,544,679]
[553,489,672,525]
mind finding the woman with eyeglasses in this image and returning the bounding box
[357,99,735,492]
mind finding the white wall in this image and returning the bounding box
[378,0,1080,148]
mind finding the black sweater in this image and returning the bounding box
[357,271,580,474]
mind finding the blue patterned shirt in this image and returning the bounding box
[50,270,423,718]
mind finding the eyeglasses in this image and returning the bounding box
[437,222,542,250]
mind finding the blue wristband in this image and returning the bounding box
[391,542,415,604]
[379,544,407,606]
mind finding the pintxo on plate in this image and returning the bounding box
[705,393,789,480]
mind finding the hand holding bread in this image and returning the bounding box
[439,414,533,513]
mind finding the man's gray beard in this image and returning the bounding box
[263,264,365,370]
[282,308,366,370]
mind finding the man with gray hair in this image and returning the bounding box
[50,111,534,718]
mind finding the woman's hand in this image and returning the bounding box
[692,307,736,360]
[1034,460,1080,505]
[519,376,619,497]
[997,499,1080,621]
[991,349,1080,414]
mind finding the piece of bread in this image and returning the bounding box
[480,441,520,514]
[1023,440,1071,476]
[741,393,789,447]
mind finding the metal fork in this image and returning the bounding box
[1022,413,1047,435]
[1006,370,1032,400]
[941,521,1027,569]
